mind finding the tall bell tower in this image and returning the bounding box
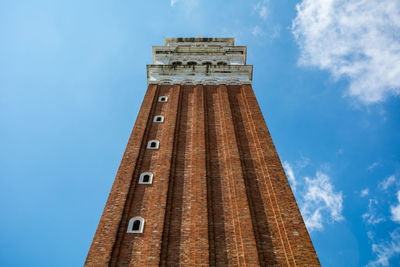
[85,37,320,266]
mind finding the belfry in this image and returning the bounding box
[85,38,320,266]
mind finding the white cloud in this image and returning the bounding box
[254,1,268,20]
[300,171,344,231]
[259,6,267,19]
[368,231,375,241]
[296,155,310,169]
[283,161,343,231]
[283,161,297,191]
[251,25,264,37]
[367,228,400,266]
[170,0,179,7]
[292,0,400,104]
[391,191,400,223]
[368,162,380,171]
[170,0,199,11]
[362,199,385,225]
[379,175,396,191]
[361,188,369,198]
[271,24,281,39]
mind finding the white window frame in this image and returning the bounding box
[158,96,168,102]
[139,172,153,184]
[153,115,164,123]
[147,140,159,149]
[127,216,145,233]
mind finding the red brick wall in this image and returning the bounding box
[85,84,320,266]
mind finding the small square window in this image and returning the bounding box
[147,140,159,149]
[153,116,164,123]
[127,217,145,233]
[158,96,168,102]
[139,172,153,184]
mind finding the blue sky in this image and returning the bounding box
[1,0,400,266]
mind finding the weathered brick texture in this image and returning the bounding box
[85,84,320,266]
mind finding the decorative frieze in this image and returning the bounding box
[154,55,244,66]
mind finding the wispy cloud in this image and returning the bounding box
[170,0,199,12]
[271,24,281,39]
[251,1,281,41]
[368,162,380,171]
[391,191,400,223]
[283,161,297,191]
[368,231,375,240]
[254,1,268,20]
[170,0,179,7]
[301,171,344,231]
[251,25,264,37]
[284,161,343,231]
[292,0,400,104]
[379,175,396,191]
[362,175,400,265]
[295,155,310,169]
[361,188,369,198]
[367,228,400,266]
[362,199,385,225]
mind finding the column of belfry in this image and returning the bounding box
[85,38,320,266]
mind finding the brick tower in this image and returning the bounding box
[85,38,320,266]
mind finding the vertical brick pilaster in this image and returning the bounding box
[137,85,182,266]
[177,85,195,265]
[204,85,230,265]
[159,85,209,266]
[241,85,320,266]
[159,85,184,266]
[190,85,209,265]
[241,84,295,265]
[215,85,260,266]
[229,84,293,265]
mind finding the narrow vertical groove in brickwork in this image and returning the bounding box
[204,86,217,266]
[178,85,194,265]
[159,85,184,266]
[85,85,158,267]
[191,85,209,265]
[217,85,244,265]
[204,85,229,266]
[165,85,189,265]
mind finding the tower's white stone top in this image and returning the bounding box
[147,37,252,85]
[164,37,235,47]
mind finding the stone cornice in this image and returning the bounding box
[147,65,253,85]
